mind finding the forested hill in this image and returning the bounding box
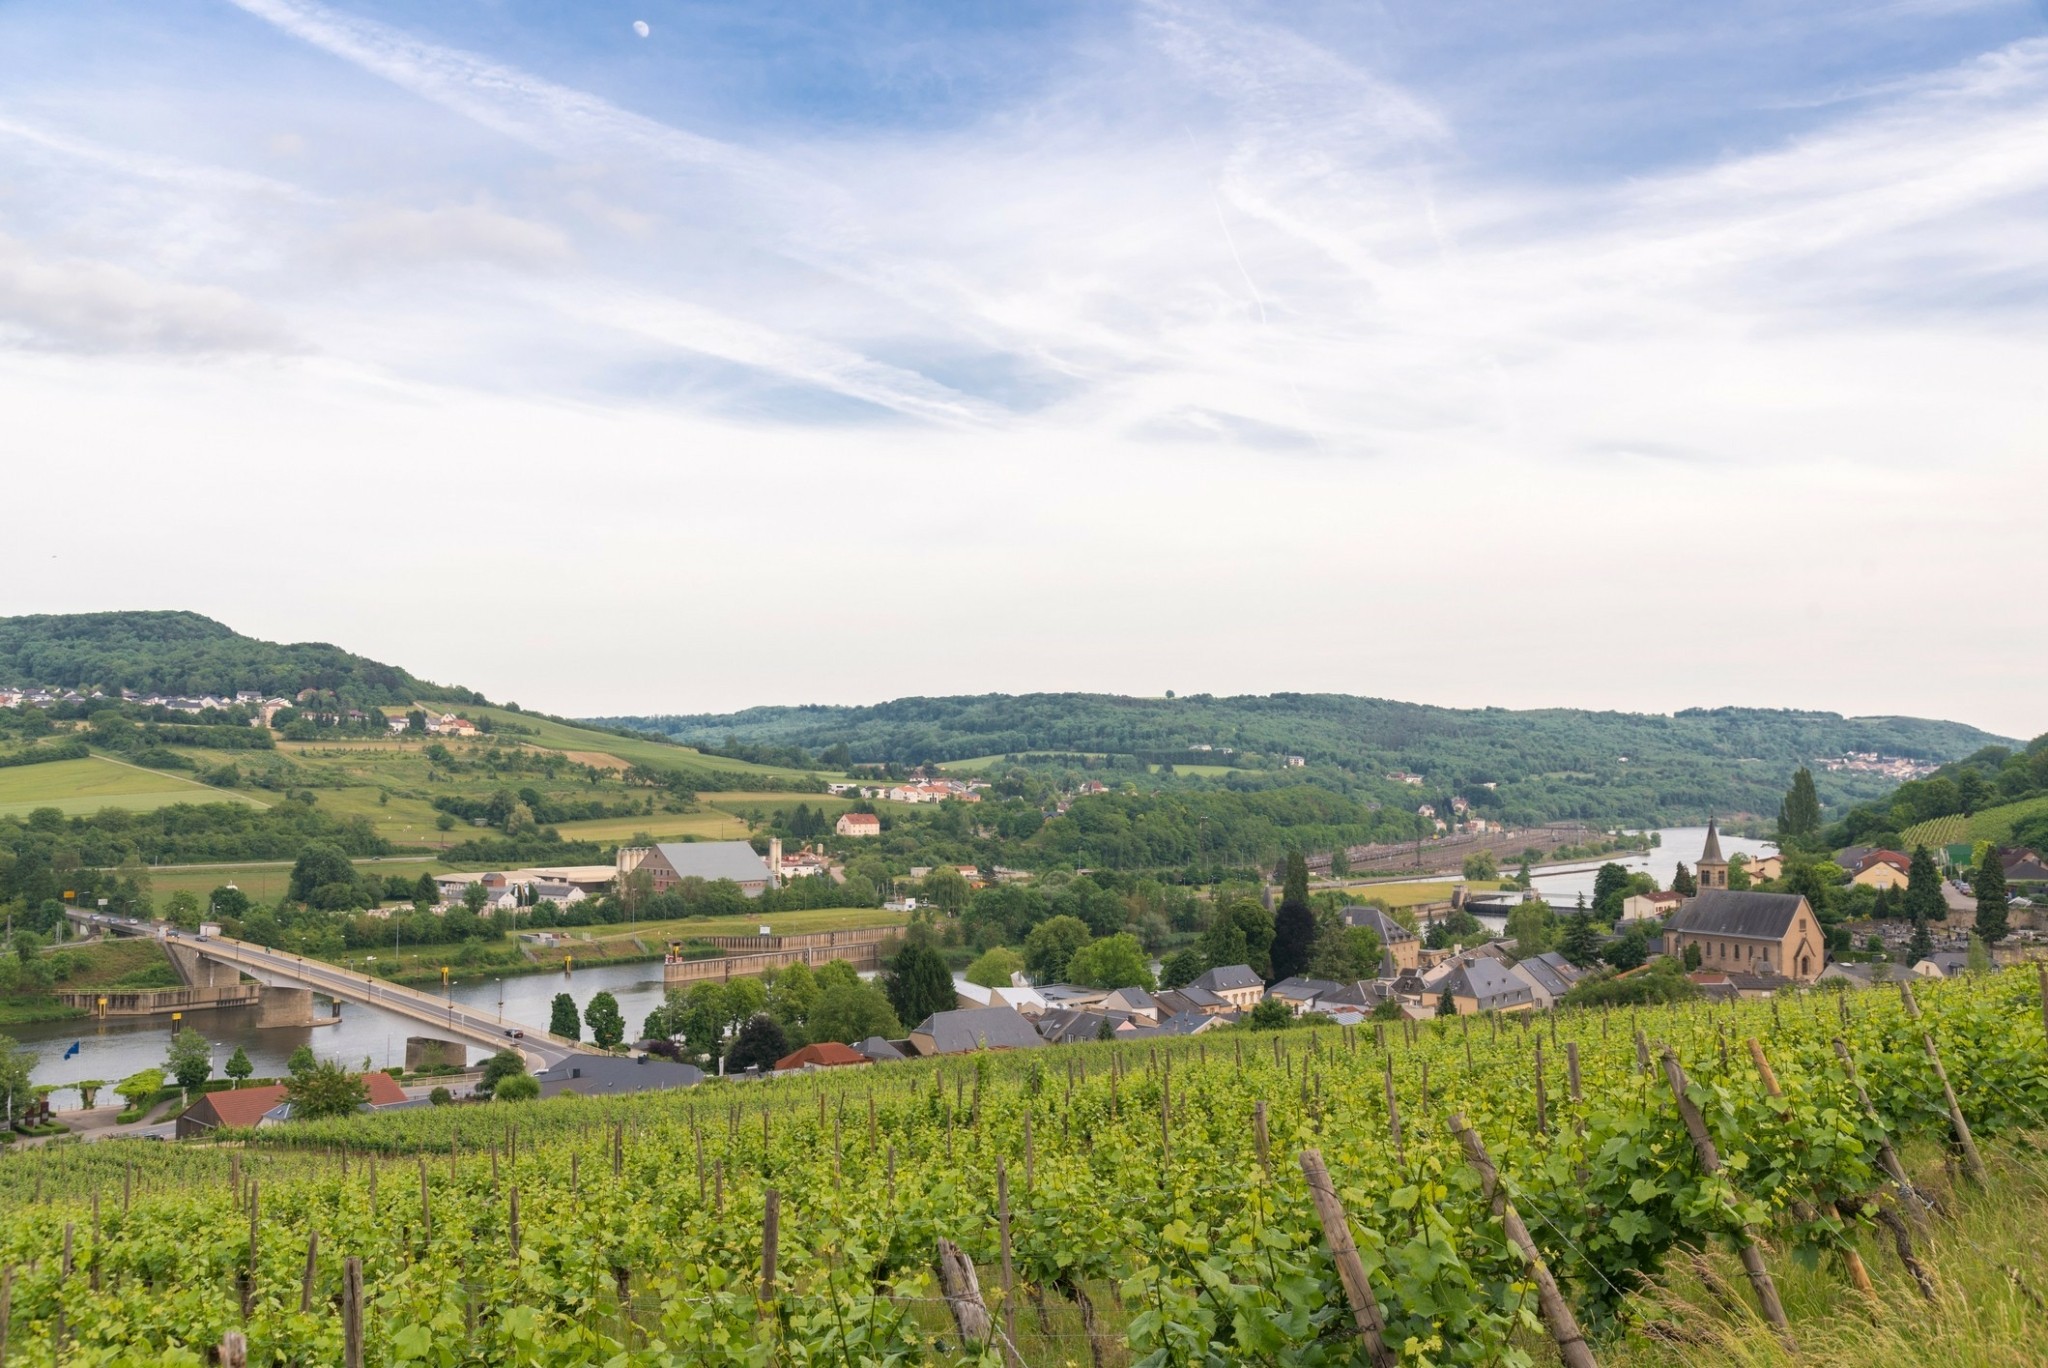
[0,612,480,708]
[598,694,2015,824]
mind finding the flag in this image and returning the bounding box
[64,1041,81,1059]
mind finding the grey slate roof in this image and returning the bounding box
[1153,985,1229,1015]
[651,841,773,884]
[855,1036,907,1061]
[1513,951,1580,999]
[1267,976,1343,1003]
[534,1054,704,1098]
[1664,890,1806,941]
[1340,906,1416,942]
[1191,964,1262,992]
[1155,1010,1225,1036]
[1699,819,1725,864]
[914,1006,1046,1054]
[1442,958,1534,1012]
[1035,1007,1110,1045]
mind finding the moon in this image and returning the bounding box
[632,20,650,37]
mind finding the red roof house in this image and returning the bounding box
[774,1042,870,1071]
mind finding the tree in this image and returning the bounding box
[808,980,901,1043]
[584,991,626,1049]
[1425,908,1483,951]
[1591,864,1632,922]
[964,946,1024,989]
[1023,916,1093,983]
[1682,942,1703,971]
[549,993,581,1040]
[493,1073,540,1101]
[1604,925,1649,971]
[73,1079,105,1110]
[1966,933,1993,974]
[725,1013,791,1073]
[429,1086,453,1106]
[1201,891,1276,978]
[286,1044,316,1077]
[1558,912,1604,969]
[1462,852,1498,881]
[1671,862,1697,897]
[0,1034,34,1127]
[1066,933,1156,990]
[1905,845,1945,922]
[224,1047,253,1087]
[1908,914,1933,965]
[1158,948,1205,989]
[1307,911,1382,983]
[114,1068,163,1115]
[1512,857,1533,890]
[1327,846,1349,878]
[284,1061,367,1120]
[462,881,490,916]
[886,940,957,1028]
[476,1050,526,1100]
[767,962,820,1035]
[1270,851,1316,982]
[1777,767,1823,846]
[166,1028,212,1090]
[920,864,972,916]
[287,843,357,904]
[163,890,202,930]
[1244,998,1294,1030]
[1504,899,1555,954]
[1437,986,1457,1017]
[1726,854,1751,891]
[1974,855,2010,944]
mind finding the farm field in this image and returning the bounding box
[1,969,2043,1364]
[1327,878,1504,908]
[546,811,745,844]
[128,856,447,906]
[0,756,261,818]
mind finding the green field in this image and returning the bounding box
[0,756,263,819]
[1900,793,2048,851]
[133,856,446,905]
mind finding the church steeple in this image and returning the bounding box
[1697,818,1729,891]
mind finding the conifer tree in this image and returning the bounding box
[1905,845,1945,922]
[1777,768,1823,846]
[1974,854,2010,945]
[1270,850,1316,982]
[549,992,581,1041]
[1909,913,1933,965]
[1671,862,1696,897]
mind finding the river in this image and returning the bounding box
[9,959,676,1110]
[1451,824,1777,933]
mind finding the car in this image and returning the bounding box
[504,1029,524,1039]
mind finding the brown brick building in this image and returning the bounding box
[1664,890,1824,982]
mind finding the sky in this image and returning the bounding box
[3,0,2046,739]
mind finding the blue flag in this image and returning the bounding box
[64,1041,80,1059]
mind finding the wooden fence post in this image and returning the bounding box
[1746,1038,1873,1298]
[1533,1040,1548,1136]
[1660,1046,1792,1339]
[997,1162,1020,1365]
[760,1189,780,1305]
[0,1263,12,1368]
[300,1231,319,1315]
[1449,1114,1598,1368]
[1383,1058,1403,1165]
[216,1331,247,1367]
[1253,1100,1270,1175]
[936,1238,994,1349]
[509,1188,521,1258]
[342,1256,364,1368]
[1566,1041,1582,1103]
[1899,982,1988,1185]
[1297,1150,1398,1368]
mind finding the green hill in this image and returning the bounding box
[597,694,2014,825]
[0,610,478,708]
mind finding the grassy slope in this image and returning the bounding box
[0,938,180,1024]
[0,756,264,818]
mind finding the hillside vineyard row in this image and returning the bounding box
[3,971,2046,1365]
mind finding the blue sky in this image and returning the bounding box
[3,0,2045,736]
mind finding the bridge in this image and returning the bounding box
[64,909,593,1069]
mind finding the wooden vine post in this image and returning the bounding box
[1297,1150,1398,1368]
[1449,1114,1598,1368]
[997,1162,1020,1365]
[215,1331,247,1367]
[760,1189,780,1306]
[342,1256,364,1368]
[936,1239,994,1351]
[1659,1045,1793,1339]
[1898,982,1988,1185]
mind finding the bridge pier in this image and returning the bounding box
[165,942,244,988]
[255,986,319,1028]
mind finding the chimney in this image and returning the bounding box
[769,836,783,887]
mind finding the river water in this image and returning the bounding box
[9,959,676,1110]
[10,826,1777,1109]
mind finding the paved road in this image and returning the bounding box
[175,933,590,1070]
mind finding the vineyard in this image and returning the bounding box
[2,970,2047,1366]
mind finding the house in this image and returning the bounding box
[1099,986,1160,1022]
[835,812,882,838]
[534,1054,703,1099]
[176,1084,290,1138]
[1265,976,1343,1015]
[1283,755,1307,768]
[1154,1010,1231,1036]
[953,981,1049,1014]
[1312,979,1402,1015]
[1341,906,1420,970]
[1505,952,1580,1008]
[1663,890,1824,982]
[2004,851,2048,887]
[1189,965,1265,1010]
[1745,852,1785,882]
[775,1042,869,1071]
[854,1036,908,1062]
[1153,985,1234,1017]
[1819,961,1894,988]
[1035,1007,1114,1045]
[1388,771,1425,786]
[1850,851,1912,890]
[909,1006,1046,1056]
[1912,951,1973,979]
[1620,890,1684,923]
[1437,959,1536,1015]
[618,841,777,897]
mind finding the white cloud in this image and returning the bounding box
[0,234,295,354]
[327,204,574,271]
